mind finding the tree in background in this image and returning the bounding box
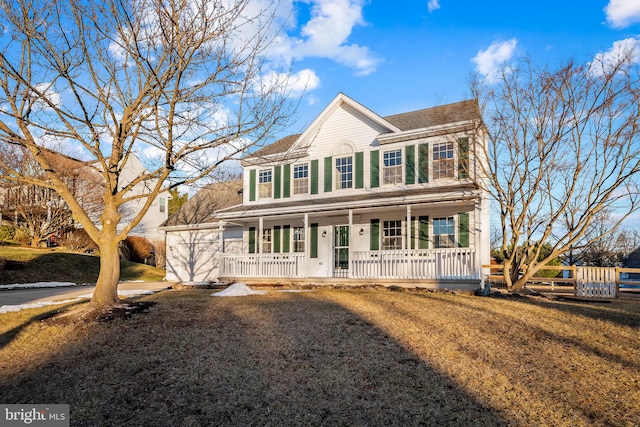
[0,146,103,246]
[474,53,640,290]
[168,188,188,217]
[0,0,295,307]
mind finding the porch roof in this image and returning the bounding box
[215,183,480,220]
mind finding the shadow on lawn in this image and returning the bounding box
[0,291,509,426]
[0,306,66,351]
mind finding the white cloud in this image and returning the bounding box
[278,0,381,76]
[590,37,640,76]
[254,68,321,99]
[428,0,440,12]
[472,38,518,83]
[605,0,640,29]
[289,69,321,95]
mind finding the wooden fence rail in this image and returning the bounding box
[482,265,640,298]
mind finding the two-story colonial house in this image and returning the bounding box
[162,93,491,290]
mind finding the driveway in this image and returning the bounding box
[0,282,171,307]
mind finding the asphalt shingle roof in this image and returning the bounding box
[161,180,243,227]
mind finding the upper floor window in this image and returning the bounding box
[259,169,272,198]
[383,220,403,250]
[293,164,308,195]
[433,142,454,179]
[383,149,402,185]
[433,216,455,248]
[159,197,166,213]
[335,156,353,189]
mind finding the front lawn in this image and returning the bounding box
[0,289,638,426]
[0,246,165,284]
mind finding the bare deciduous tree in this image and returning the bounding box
[0,0,295,307]
[473,53,640,290]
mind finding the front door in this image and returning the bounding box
[334,225,349,277]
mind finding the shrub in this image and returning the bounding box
[0,225,16,242]
[59,228,98,253]
[150,238,166,270]
[13,228,30,246]
[120,235,155,265]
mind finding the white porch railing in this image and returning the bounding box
[352,248,478,280]
[222,253,306,278]
[221,248,478,280]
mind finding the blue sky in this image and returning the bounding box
[272,0,640,136]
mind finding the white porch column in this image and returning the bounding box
[348,209,353,278]
[406,205,412,278]
[258,217,264,276]
[218,221,225,277]
[304,213,309,275]
[476,198,485,288]
[406,205,412,250]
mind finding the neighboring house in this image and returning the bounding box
[161,93,491,289]
[0,150,168,243]
[162,180,243,282]
[112,154,169,241]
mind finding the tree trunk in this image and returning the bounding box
[92,238,121,306]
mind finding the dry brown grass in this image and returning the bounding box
[0,289,639,426]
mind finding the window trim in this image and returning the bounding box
[382,219,403,250]
[293,163,309,195]
[258,169,273,198]
[432,216,455,249]
[432,141,455,180]
[382,149,403,185]
[335,155,354,190]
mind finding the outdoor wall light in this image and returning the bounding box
[359,228,364,236]
[322,231,327,237]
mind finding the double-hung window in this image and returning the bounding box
[383,220,403,250]
[432,142,454,179]
[293,164,308,195]
[293,226,305,252]
[335,156,353,189]
[433,217,455,248]
[259,169,272,198]
[262,228,272,253]
[383,149,403,185]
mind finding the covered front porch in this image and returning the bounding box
[221,247,478,282]
[215,191,489,289]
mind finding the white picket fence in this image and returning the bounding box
[575,267,618,298]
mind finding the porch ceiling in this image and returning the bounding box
[216,184,481,222]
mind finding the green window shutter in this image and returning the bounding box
[283,164,291,198]
[406,145,415,185]
[370,219,380,251]
[411,216,416,249]
[418,144,429,183]
[274,166,281,199]
[283,225,291,253]
[370,150,380,188]
[458,213,470,248]
[418,216,429,249]
[324,156,332,192]
[310,223,319,258]
[249,227,256,253]
[355,152,364,189]
[458,137,470,179]
[274,226,281,253]
[310,159,319,195]
[249,169,256,201]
